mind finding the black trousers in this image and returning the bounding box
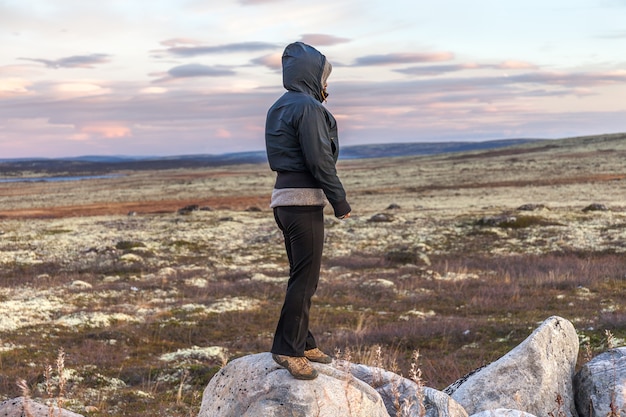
[271,206,324,357]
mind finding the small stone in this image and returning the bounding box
[69,280,93,289]
[178,204,199,215]
[517,204,546,211]
[582,203,609,212]
[476,215,516,227]
[368,213,394,223]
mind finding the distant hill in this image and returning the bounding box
[0,138,544,176]
[339,138,543,159]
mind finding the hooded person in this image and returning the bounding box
[265,42,352,380]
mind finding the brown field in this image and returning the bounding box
[0,133,625,416]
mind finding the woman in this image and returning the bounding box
[265,42,352,380]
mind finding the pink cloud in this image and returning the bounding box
[299,34,351,46]
[0,77,31,97]
[497,60,537,70]
[354,52,454,66]
[215,128,233,139]
[2,57,626,158]
[251,53,282,70]
[396,63,479,76]
[160,38,204,47]
[73,122,132,140]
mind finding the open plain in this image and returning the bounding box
[1,133,625,416]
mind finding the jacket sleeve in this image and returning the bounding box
[298,103,351,218]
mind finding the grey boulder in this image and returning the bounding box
[0,397,84,417]
[197,352,389,417]
[574,347,626,417]
[445,316,579,417]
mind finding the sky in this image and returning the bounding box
[1,0,626,158]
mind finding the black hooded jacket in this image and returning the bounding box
[265,42,351,218]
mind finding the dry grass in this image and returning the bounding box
[0,133,625,415]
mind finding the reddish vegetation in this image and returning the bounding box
[0,195,268,219]
[0,167,271,219]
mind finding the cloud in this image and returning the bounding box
[18,54,111,69]
[248,36,349,71]
[140,86,168,94]
[238,0,283,4]
[154,64,237,82]
[0,77,32,97]
[250,53,282,70]
[73,121,132,141]
[396,61,537,76]
[168,64,235,78]
[0,81,278,157]
[396,63,480,76]
[325,68,626,120]
[354,52,454,66]
[597,30,626,39]
[160,38,204,47]
[54,82,110,97]
[299,34,351,46]
[506,70,626,87]
[2,58,626,158]
[215,128,233,139]
[164,41,277,57]
[497,60,537,70]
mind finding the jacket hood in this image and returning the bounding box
[282,42,327,102]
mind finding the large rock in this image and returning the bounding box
[197,352,389,417]
[0,397,84,417]
[573,347,626,417]
[349,362,468,417]
[445,316,579,417]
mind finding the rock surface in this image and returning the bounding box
[470,409,538,417]
[0,397,84,417]
[349,362,468,417]
[573,347,626,417]
[445,316,579,417]
[197,352,389,417]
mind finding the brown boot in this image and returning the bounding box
[272,354,318,380]
[304,347,332,364]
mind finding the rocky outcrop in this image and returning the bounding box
[199,352,469,417]
[0,397,84,417]
[445,316,579,417]
[4,317,623,417]
[197,352,389,417]
[195,316,626,417]
[573,347,626,417]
